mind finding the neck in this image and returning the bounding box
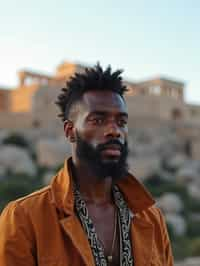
[72,157,114,205]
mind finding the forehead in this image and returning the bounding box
[81,90,127,114]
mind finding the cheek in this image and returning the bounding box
[76,127,103,146]
[87,132,103,147]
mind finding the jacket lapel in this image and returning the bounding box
[50,159,94,265]
[50,158,156,266]
[131,216,154,266]
[60,215,95,266]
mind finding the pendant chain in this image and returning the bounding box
[99,207,118,264]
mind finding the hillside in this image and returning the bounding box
[0,127,200,264]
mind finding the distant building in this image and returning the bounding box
[0,61,199,130]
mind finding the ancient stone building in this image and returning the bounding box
[0,87,12,112]
[0,61,200,134]
[126,77,184,100]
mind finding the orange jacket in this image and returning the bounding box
[0,158,174,266]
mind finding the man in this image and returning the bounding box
[0,64,173,265]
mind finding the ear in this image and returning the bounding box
[64,120,76,143]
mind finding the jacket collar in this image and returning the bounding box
[50,157,155,216]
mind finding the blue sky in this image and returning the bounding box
[1,0,200,103]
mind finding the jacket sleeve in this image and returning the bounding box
[157,208,174,266]
[0,201,36,266]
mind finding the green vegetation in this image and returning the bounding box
[0,171,43,212]
[2,133,29,148]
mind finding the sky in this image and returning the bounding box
[0,0,200,104]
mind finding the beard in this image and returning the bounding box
[75,132,129,181]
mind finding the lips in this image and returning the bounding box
[101,144,121,157]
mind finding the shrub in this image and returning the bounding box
[186,219,200,238]
[0,172,43,212]
[2,133,29,148]
[189,238,200,256]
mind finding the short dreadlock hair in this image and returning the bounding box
[55,63,127,122]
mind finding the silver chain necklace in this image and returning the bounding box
[73,184,134,266]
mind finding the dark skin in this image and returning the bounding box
[64,90,128,266]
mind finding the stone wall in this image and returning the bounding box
[125,94,188,121]
[0,89,12,112]
[10,84,39,112]
[31,84,63,133]
[0,112,33,129]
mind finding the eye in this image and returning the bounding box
[88,116,104,125]
[118,119,128,127]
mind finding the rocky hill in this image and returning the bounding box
[0,126,200,265]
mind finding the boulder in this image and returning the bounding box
[175,257,200,266]
[43,171,55,185]
[191,139,200,160]
[128,155,160,180]
[131,143,159,157]
[158,133,185,157]
[165,213,187,236]
[36,137,71,168]
[0,130,9,144]
[176,161,200,184]
[187,181,200,201]
[155,169,174,182]
[165,153,188,171]
[0,145,36,176]
[157,193,184,214]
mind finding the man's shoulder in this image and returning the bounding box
[17,185,50,204]
[1,185,52,217]
[137,204,167,229]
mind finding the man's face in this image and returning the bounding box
[70,90,129,180]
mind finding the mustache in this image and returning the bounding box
[97,139,125,152]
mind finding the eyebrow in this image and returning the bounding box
[88,111,128,118]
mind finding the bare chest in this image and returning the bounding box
[87,204,120,266]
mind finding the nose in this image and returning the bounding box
[104,122,121,139]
